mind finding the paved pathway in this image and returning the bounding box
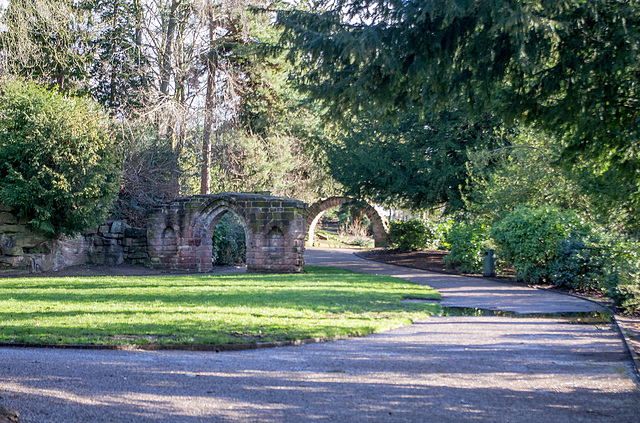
[0,248,638,423]
[306,248,607,314]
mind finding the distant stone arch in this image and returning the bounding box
[306,197,389,247]
[147,193,307,273]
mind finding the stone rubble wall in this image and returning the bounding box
[90,221,150,267]
[0,192,310,274]
[0,206,149,273]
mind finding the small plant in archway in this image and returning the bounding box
[338,216,373,247]
[212,213,246,265]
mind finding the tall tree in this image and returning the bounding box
[0,0,93,92]
[88,0,149,116]
[199,0,252,194]
[275,0,640,227]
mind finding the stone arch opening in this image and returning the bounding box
[147,193,306,273]
[190,202,251,273]
[211,210,248,266]
[306,197,389,247]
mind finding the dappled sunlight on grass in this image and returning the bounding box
[0,266,440,346]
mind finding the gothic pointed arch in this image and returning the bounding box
[147,193,306,273]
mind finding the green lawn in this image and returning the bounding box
[0,266,440,346]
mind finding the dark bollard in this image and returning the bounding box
[483,249,495,277]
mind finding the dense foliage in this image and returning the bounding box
[0,78,120,235]
[1,0,639,313]
[389,219,429,252]
[326,109,503,212]
[275,0,640,229]
[490,207,589,283]
[212,213,247,265]
[389,218,450,252]
[442,222,487,274]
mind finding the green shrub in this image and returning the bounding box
[0,78,120,235]
[551,236,610,291]
[611,281,640,316]
[606,241,640,315]
[442,222,487,273]
[491,207,588,283]
[389,219,429,251]
[427,220,452,250]
[212,213,246,265]
[389,218,451,252]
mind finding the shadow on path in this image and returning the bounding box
[0,248,638,422]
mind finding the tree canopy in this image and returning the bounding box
[275,0,640,225]
[326,109,503,212]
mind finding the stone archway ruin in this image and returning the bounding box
[306,197,389,247]
[147,193,306,273]
[0,193,391,274]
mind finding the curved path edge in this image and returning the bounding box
[304,247,608,314]
[334,247,640,386]
[0,247,638,423]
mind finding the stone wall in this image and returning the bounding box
[123,227,149,265]
[0,206,149,273]
[0,206,86,272]
[0,192,307,274]
[89,221,149,266]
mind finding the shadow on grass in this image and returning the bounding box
[0,266,441,346]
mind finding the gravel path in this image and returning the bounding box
[1,247,638,423]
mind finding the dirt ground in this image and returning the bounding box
[360,248,640,369]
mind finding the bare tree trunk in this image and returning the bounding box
[200,3,216,195]
[160,0,181,96]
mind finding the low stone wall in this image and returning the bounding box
[89,221,150,267]
[123,227,149,265]
[0,207,149,273]
[0,192,308,274]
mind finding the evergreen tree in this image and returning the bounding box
[0,78,121,235]
[326,109,503,212]
[275,0,640,227]
[88,0,149,116]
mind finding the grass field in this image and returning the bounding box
[0,266,440,346]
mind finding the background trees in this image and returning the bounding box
[275,0,640,230]
[0,0,333,231]
[0,0,93,92]
[2,0,638,241]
